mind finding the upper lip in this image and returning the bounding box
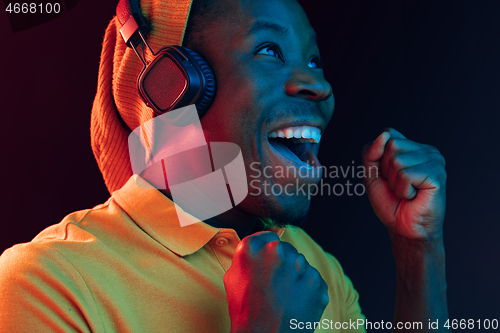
[266,118,326,136]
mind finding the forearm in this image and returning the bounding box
[391,233,449,332]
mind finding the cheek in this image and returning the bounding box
[199,109,254,157]
[200,72,261,142]
[199,109,226,142]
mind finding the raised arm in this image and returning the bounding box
[362,128,449,332]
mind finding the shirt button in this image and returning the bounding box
[215,237,229,247]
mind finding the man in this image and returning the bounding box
[0,0,449,332]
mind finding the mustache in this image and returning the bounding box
[264,102,328,124]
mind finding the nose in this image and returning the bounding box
[285,68,333,101]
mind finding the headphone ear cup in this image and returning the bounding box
[182,47,216,117]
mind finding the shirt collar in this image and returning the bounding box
[112,175,285,257]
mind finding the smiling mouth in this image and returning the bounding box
[267,126,322,169]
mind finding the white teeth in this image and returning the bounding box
[268,126,322,143]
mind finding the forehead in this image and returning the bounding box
[222,0,316,40]
[245,0,310,23]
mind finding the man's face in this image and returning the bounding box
[195,0,334,226]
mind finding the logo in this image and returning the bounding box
[128,105,248,227]
[4,1,79,33]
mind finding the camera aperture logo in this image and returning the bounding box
[127,105,248,227]
[248,161,377,199]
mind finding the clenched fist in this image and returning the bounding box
[362,128,447,241]
[224,231,329,333]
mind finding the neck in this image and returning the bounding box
[205,213,263,240]
[159,189,263,240]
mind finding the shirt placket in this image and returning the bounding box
[209,230,240,272]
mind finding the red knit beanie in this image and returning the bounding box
[91,0,193,194]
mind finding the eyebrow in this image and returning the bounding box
[246,20,318,44]
[247,20,290,36]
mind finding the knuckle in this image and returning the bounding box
[307,266,322,284]
[442,172,448,186]
[426,144,440,154]
[396,168,409,182]
[238,235,253,247]
[319,285,330,306]
[322,291,330,306]
[237,237,254,254]
[386,138,397,152]
[388,154,401,170]
[277,242,305,271]
[383,127,395,134]
[295,253,307,273]
[275,241,286,251]
[233,242,246,257]
[436,153,446,167]
[275,242,286,257]
[248,235,271,253]
[280,241,298,254]
[320,276,329,291]
[273,242,291,262]
[429,161,446,175]
[435,165,448,185]
[296,252,306,263]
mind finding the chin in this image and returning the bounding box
[240,188,312,228]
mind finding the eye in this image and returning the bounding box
[308,56,323,69]
[255,43,284,61]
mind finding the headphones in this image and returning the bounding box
[116,0,216,117]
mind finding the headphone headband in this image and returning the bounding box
[117,0,152,53]
[114,0,216,116]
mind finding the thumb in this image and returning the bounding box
[362,131,391,188]
[362,131,391,170]
[240,231,280,253]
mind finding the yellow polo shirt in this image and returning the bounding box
[0,176,366,332]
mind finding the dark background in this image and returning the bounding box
[1,0,499,330]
